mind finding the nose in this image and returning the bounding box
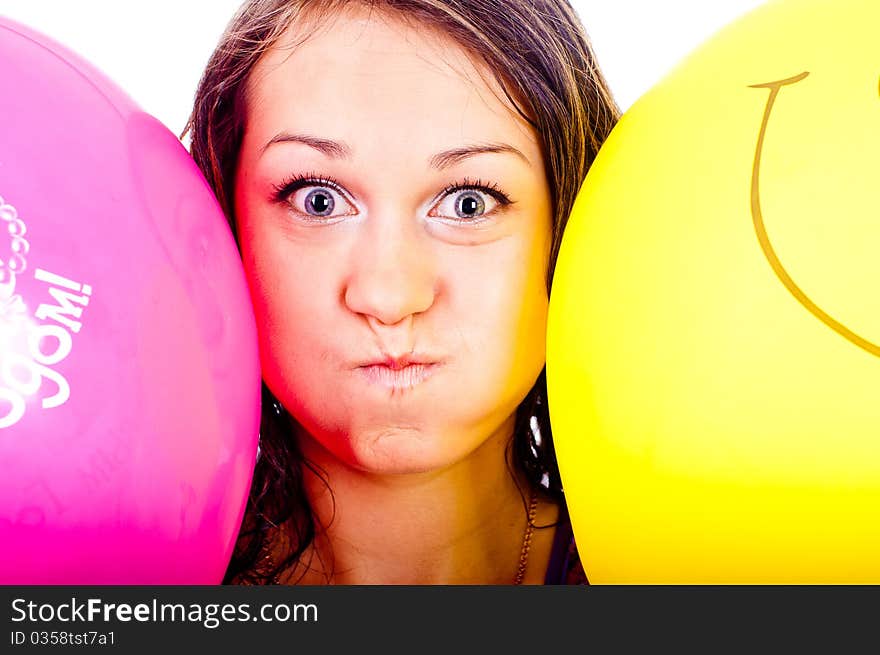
[343,210,437,327]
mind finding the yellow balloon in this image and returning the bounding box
[547,0,880,583]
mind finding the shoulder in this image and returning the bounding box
[561,534,589,585]
[543,501,589,585]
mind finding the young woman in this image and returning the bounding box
[184,0,619,584]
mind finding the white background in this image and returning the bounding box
[1,0,767,137]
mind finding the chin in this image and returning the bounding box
[344,426,466,475]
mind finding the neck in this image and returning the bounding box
[287,417,538,584]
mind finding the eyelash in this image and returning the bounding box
[271,172,346,204]
[438,178,512,207]
[270,173,513,219]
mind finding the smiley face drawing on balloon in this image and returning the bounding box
[749,71,880,359]
[546,0,880,583]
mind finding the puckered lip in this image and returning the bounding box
[354,353,443,370]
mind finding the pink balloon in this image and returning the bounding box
[0,18,260,583]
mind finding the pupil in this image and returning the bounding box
[306,189,334,216]
[457,193,484,218]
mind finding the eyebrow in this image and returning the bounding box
[429,143,530,169]
[261,132,353,158]
[262,133,529,168]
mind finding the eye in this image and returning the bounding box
[430,180,511,222]
[293,186,347,218]
[272,175,357,221]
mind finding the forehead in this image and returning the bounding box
[244,4,538,154]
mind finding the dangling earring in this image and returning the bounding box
[271,399,285,416]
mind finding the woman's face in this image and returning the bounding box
[235,6,552,474]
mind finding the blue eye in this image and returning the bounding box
[272,175,357,221]
[430,180,510,222]
[454,191,486,218]
[304,188,335,216]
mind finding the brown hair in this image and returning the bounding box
[183,0,619,584]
